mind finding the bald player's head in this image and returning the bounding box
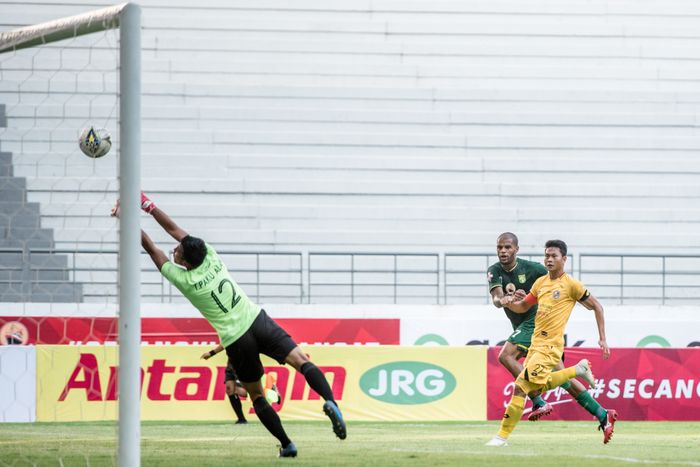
[497,232,519,246]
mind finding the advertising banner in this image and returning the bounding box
[36,345,485,422]
[0,317,399,345]
[0,346,36,422]
[4,305,699,348]
[402,307,700,348]
[487,347,700,421]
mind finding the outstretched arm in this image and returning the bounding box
[491,286,527,309]
[201,344,224,360]
[141,193,188,242]
[141,229,169,271]
[579,294,610,359]
[111,195,188,242]
[111,201,170,271]
[490,286,505,308]
[500,293,536,314]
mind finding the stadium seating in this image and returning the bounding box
[0,104,83,301]
[1,0,699,302]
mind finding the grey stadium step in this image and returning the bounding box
[0,152,13,177]
[0,177,27,203]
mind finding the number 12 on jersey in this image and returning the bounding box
[210,278,241,313]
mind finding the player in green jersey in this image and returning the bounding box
[488,232,550,417]
[488,233,617,440]
[112,193,346,458]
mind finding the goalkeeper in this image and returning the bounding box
[112,193,346,458]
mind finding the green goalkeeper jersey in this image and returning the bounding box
[487,258,547,330]
[161,244,260,347]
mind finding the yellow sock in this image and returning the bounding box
[497,395,525,439]
[545,366,577,391]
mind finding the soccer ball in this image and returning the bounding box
[78,126,112,158]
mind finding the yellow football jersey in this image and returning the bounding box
[529,273,588,349]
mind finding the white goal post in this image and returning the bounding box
[0,4,142,466]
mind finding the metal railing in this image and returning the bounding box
[2,248,699,304]
[308,252,439,304]
[0,248,303,304]
[442,253,571,304]
[578,254,700,305]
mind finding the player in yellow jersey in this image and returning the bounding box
[489,233,617,427]
[486,239,617,447]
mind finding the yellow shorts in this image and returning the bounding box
[515,345,563,394]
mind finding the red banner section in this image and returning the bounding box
[487,347,700,421]
[0,316,399,346]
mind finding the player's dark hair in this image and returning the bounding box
[545,239,568,256]
[498,232,519,245]
[181,235,207,269]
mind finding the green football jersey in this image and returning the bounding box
[161,244,261,347]
[487,258,547,329]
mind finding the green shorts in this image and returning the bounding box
[506,318,535,353]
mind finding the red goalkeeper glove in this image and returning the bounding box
[141,192,156,214]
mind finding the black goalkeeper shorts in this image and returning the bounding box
[224,309,297,383]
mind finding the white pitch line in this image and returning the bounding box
[583,454,700,466]
[391,448,700,466]
[0,438,114,445]
[0,436,241,446]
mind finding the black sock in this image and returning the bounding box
[300,362,335,403]
[253,396,291,448]
[228,394,246,422]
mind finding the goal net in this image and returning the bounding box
[0,4,141,465]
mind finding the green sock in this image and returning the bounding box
[530,394,546,409]
[560,381,572,390]
[575,391,607,424]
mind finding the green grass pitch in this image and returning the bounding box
[1,420,699,466]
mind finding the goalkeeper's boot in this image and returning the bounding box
[575,359,596,388]
[278,442,297,458]
[599,409,618,444]
[527,402,553,421]
[485,436,508,447]
[323,401,347,440]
